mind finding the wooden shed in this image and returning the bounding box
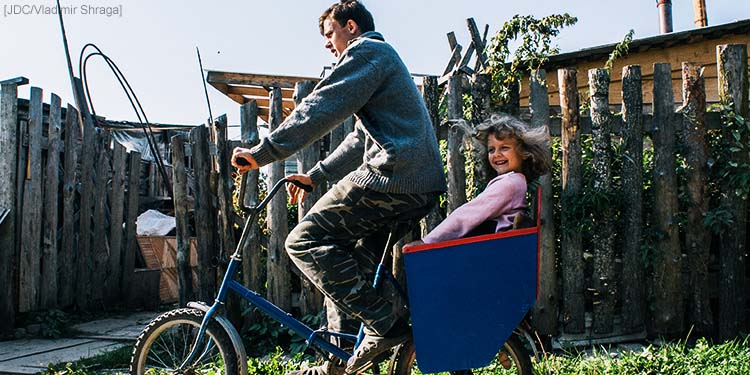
[520,19,750,109]
[206,70,320,124]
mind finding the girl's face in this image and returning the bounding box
[487,135,524,175]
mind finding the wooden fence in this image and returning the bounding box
[1,43,747,345]
[0,77,161,336]
[168,42,749,344]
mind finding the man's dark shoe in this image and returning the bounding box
[345,330,411,373]
[286,361,345,375]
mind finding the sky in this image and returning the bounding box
[0,0,748,128]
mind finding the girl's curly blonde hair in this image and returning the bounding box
[454,114,551,181]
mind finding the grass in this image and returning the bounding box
[535,336,750,375]
[42,336,750,375]
[43,345,132,375]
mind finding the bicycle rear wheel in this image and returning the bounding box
[130,308,240,375]
[387,333,532,375]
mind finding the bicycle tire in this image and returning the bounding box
[130,308,240,375]
[387,333,532,375]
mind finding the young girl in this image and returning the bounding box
[411,114,550,245]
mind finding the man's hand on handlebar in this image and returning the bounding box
[231,147,258,174]
[286,174,315,205]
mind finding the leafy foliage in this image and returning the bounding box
[486,14,577,106]
[604,29,635,72]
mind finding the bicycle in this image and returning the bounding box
[129,177,540,375]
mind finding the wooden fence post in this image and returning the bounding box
[266,87,292,311]
[620,65,646,334]
[240,100,262,326]
[651,63,683,336]
[293,80,325,317]
[76,89,97,311]
[588,68,616,334]
[558,68,585,334]
[420,76,443,236]
[681,62,713,335]
[446,75,467,214]
[92,131,111,307]
[20,87,44,312]
[717,44,749,340]
[171,134,193,306]
[191,125,218,302]
[123,151,142,303]
[107,142,127,304]
[529,69,558,335]
[215,114,236,261]
[470,73,492,193]
[60,105,79,308]
[0,77,27,335]
[41,94,61,309]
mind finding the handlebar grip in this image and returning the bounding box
[290,180,313,192]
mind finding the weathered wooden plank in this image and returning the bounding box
[470,73,492,194]
[76,85,97,311]
[651,63,683,336]
[106,142,127,304]
[239,100,262,327]
[266,87,292,311]
[14,104,27,317]
[588,68,616,335]
[170,134,193,307]
[620,65,646,334]
[681,62,713,335]
[442,32,463,76]
[214,114,242,326]
[190,125,218,303]
[122,151,142,304]
[717,44,748,340]
[558,68,584,334]
[59,105,79,308]
[19,87,44,312]
[0,79,23,334]
[466,18,488,70]
[215,114,236,261]
[40,94,61,309]
[500,81,521,116]
[419,76,444,237]
[529,69,558,336]
[293,80,324,317]
[457,42,475,72]
[206,71,320,91]
[446,75,467,214]
[91,131,110,307]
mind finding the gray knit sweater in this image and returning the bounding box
[250,31,446,194]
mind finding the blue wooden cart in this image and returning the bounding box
[402,189,541,373]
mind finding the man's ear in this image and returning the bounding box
[345,19,360,35]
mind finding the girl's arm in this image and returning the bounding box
[422,173,526,244]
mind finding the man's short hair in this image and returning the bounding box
[319,0,375,35]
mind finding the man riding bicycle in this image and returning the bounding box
[231,1,446,374]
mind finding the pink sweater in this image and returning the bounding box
[422,172,527,244]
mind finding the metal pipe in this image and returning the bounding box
[693,0,708,27]
[656,0,673,34]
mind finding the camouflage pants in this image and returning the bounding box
[285,180,438,347]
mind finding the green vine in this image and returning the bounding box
[604,29,634,72]
[486,14,577,106]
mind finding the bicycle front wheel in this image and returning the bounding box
[130,308,240,375]
[388,333,532,375]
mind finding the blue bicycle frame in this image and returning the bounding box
[179,178,401,369]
